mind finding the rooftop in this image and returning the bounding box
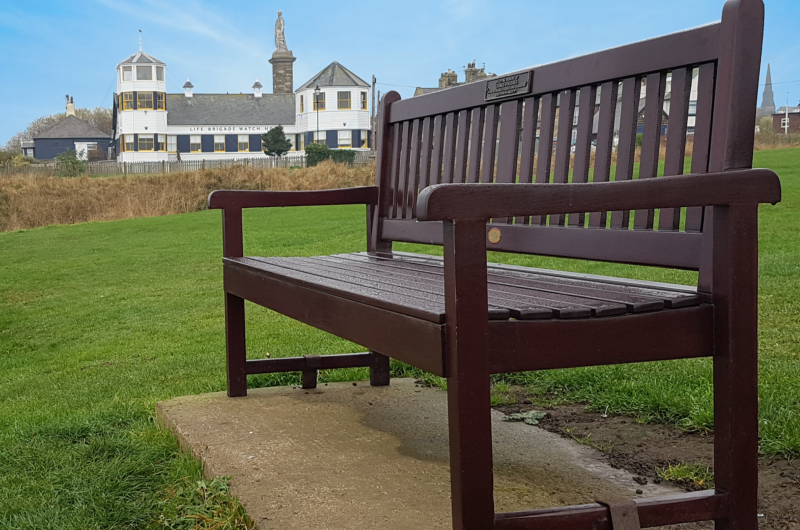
[118,50,165,68]
[298,61,369,91]
[165,93,295,126]
[34,115,110,140]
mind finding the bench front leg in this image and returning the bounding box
[443,219,494,530]
[222,207,247,397]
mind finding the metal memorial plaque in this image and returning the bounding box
[485,71,533,101]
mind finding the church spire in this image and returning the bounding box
[760,63,776,115]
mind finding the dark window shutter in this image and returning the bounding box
[250,134,261,152]
[201,135,214,153]
[225,134,237,152]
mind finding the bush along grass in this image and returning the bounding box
[0,148,798,527]
[657,463,715,490]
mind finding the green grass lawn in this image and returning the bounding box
[1,148,798,528]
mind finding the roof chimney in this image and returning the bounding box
[65,95,75,116]
[183,79,194,98]
[253,79,263,98]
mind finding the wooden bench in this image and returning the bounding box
[208,0,781,528]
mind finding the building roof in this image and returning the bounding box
[34,115,110,139]
[165,93,296,125]
[118,50,165,67]
[298,61,369,91]
[183,80,194,89]
[252,80,263,89]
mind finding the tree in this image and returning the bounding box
[261,125,292,157]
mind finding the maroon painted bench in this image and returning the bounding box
[209,0,781,528]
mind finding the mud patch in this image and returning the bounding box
[496,402,800,529]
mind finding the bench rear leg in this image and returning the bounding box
[369,351,390,386]
[225,292,247,397]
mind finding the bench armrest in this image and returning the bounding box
[208,186,378,210]
[416,169,781,221]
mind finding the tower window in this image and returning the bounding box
[238,135,249,152]
[313,92,325,111]
[338,130,352,148]
[157,92,165,110]
[157,134,166,151]
[314,131,326,144]
[139,134,154,151]
[122,92,134,110]
[156,66,164,81]
[124,134,134,151]
[360,130,369,149]
[214,135,226,152]
[137,92,153,110]
[167,135,177,153]
[137,66,152,80]
[338,91,351,110]
[361,92,367,110]
[190,135,202,152]
[300,95,304,113]
[122,66,132,82]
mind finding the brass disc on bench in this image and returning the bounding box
[488,227,502,244]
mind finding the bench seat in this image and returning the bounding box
[225,251,704,324]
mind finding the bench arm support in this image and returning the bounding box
[416,169,780,221]
[208,186,379,258]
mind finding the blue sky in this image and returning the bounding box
[1,0,798,144]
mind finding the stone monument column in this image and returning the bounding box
[269,11,296,94]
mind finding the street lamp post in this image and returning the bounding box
[314,85,320,145]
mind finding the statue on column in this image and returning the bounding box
[275,11,288,51]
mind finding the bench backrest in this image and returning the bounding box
[369,0,764,288]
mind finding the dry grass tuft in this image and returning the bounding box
[0,160,375,232]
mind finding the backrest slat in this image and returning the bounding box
[480,105,500,184]
[570,85,598,227]
[454,110,471,183]
[406,119,422,219]
[516,97,540,225]
[429,115,445,186]
[660,67,693,231]
[686,62,716,232]
[589,80,619,228]
[388,122,402,219]
[551,89,577,226]
[495,100,523,224]
[467,107,485,184]
[441,112,458,184]
[395,121,412,219]
[633,71,668,230]
[609,76,642,229]
[418,117,433,192]
[532,93,558,226]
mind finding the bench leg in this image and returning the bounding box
[712,205,759,530]
[225,292,248,397]
[301,370,318,389]
[369,351,390,386]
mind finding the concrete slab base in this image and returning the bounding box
[157,378,687,529]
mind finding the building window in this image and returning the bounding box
[137,66,152,80]
[157,92,165,110]
[300,95,304,113]
[137,92,153,110]
[360,130,369,149]
[338,91,351,109]
[122,66,132,82]
[86,142,98,151]
[167,135,177,152]
[688,101,697,116]
[287,135,296,151]
[214,135,225,152]
[122,92,134,110]
[299,134,305,151]
[361,92,368,110]
[238,135,249,152]
[313,92,325,111]
[139,134,154,151]
[190,135,202,152]
[125,134,134,151]
[157,134,166,151]
[156,66,164,81]
[338,130,352,148]
[314,131,326,144]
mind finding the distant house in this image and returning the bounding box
[414,62,494,97]
[772,104,800,134]
[32,98,112,160]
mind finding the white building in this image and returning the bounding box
[113,14,371,162]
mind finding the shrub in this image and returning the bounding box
[55,148,87,177]
[305,143,330,167]
[261,125,292,157]
[329,149,356,165]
